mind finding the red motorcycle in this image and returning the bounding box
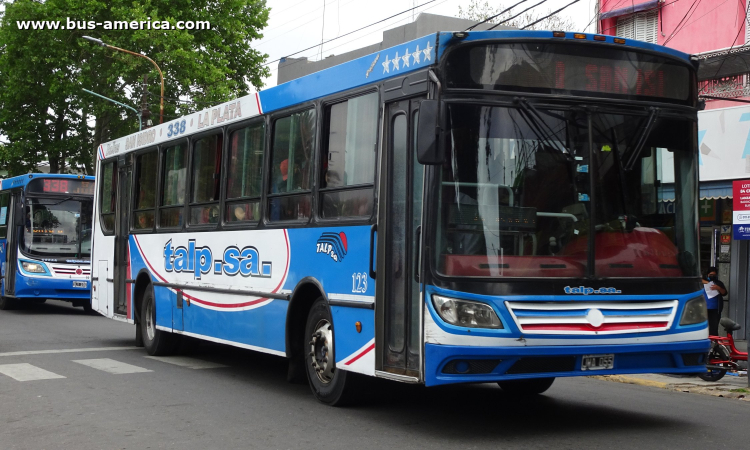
[699,318,748,382]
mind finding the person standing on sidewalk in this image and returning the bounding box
[702,266,727,336]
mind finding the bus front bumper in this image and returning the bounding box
[424,340,711,387]
[13,274,90,302]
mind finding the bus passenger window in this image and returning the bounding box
[133,150,157,231]
[225,121,264,223]
[268,109,315,222]
[99,160,117,234]
[160,143,187,228]
[189,134,223,226]
[319,92,378,219]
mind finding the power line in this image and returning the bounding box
[599,0,684,34]
[488,0,550,31]
[464,0,532,31]
[254,0,358,49]
[521,0,581,29]
[663,0,731,44]
[663,0,702,45]
[262,0,438,67]
[710,1,749,79]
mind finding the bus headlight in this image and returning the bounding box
[680,295,707,326]
[432,295,503,329]
[21,261,49,274]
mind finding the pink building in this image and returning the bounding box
[598,0,750,337]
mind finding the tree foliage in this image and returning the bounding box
[458,1,577,31]
[0,0,270,176]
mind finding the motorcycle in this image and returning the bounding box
[699,318,748,382]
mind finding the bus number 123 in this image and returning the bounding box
[352,272,368,293]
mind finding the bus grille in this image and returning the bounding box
[505,300,678,335]
[52,266,90,276]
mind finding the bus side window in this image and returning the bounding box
[133,149,158,231]
[189,134,223,226]
[159,143,187,228]
[319,92,378,219]
[225,121,264,223]
[0,192,9,238]
[268,109,316,222]
[100,160,117,235]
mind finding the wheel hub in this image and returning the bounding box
[309,319,334,383]
[145,298,155,341]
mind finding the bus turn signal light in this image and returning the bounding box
[594,35,606,41]
[614,38,626,44]
[552,31,565,38]
[573,33,586,39]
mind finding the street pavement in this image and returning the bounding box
[1,300,749,450]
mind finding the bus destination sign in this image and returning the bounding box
[27,178,95,196]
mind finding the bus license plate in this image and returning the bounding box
[73,281,87,288]
[581,354,614,371]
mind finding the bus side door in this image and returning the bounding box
[113,156,132,317]
[375,96,426,379]
[3,190,22,296]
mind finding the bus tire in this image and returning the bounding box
[304,297,354,406]
[0,296,16,310]
[141,285,178,356]
[498,377,555,395]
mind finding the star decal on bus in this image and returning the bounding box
[382,55,390,73]
[380,41,434,74]
[392,51,400,71]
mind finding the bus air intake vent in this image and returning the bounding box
[442,359,501,374]
[681,353,706,366]
[505,300,678,335]
[506,356,575,374]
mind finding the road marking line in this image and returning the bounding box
[144,356,228,369]
[0,363,66,381]
[72,358,152,374]
[0,347,139,357]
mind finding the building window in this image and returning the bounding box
[616,10,658,44]
[320,92,378,219]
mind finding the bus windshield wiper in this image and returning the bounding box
[514,97,569,154]
[624,107,659,171]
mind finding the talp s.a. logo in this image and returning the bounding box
[316,232,347,262]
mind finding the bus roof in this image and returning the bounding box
[1,173,95,191]
[97,30,692,160]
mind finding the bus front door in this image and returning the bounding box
[375,98,425,380]
[3,191,22,296]
[113,158,131,317]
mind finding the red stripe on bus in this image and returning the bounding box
[522,322,668,332]
[345,342,375,365]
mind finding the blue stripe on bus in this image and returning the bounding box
[1,173,94,190]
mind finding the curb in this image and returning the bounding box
[591,375,750,402]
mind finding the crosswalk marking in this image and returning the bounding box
[72,358,152,374]
[0,363,66,381]
[0,346,138,357]
[144,356,228,369]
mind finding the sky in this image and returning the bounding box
[253,0,600,91]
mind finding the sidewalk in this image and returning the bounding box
[592,372,750,402]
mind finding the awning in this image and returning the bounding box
[599,0,659,20]
[658,181,733,202]
[697,47,750,81]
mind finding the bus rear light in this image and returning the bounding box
[432,295,503,329]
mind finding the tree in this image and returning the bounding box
[458,1,577,31]
[0,0,270,176]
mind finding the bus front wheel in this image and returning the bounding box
[141,285,178,356]
[498,377,555,395]
[304,297,355,406]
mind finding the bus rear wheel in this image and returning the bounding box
[141,285,178,356]
[0,296,16,310]
[304,297,355,406]
[498,377,555,395]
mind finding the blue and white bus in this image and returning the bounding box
[91,30,709,404]
[1,174,94,310]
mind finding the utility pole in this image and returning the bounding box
[141,75,152,129]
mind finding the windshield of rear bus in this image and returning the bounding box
[21,197,93,261]
[435,104,699,279]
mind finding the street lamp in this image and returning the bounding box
[82,35,164,124]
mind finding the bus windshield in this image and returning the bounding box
[435,103,699,279]
[22,197,93,260]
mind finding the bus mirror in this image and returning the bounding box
[14,202,24,227]
[417,100,446,165]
